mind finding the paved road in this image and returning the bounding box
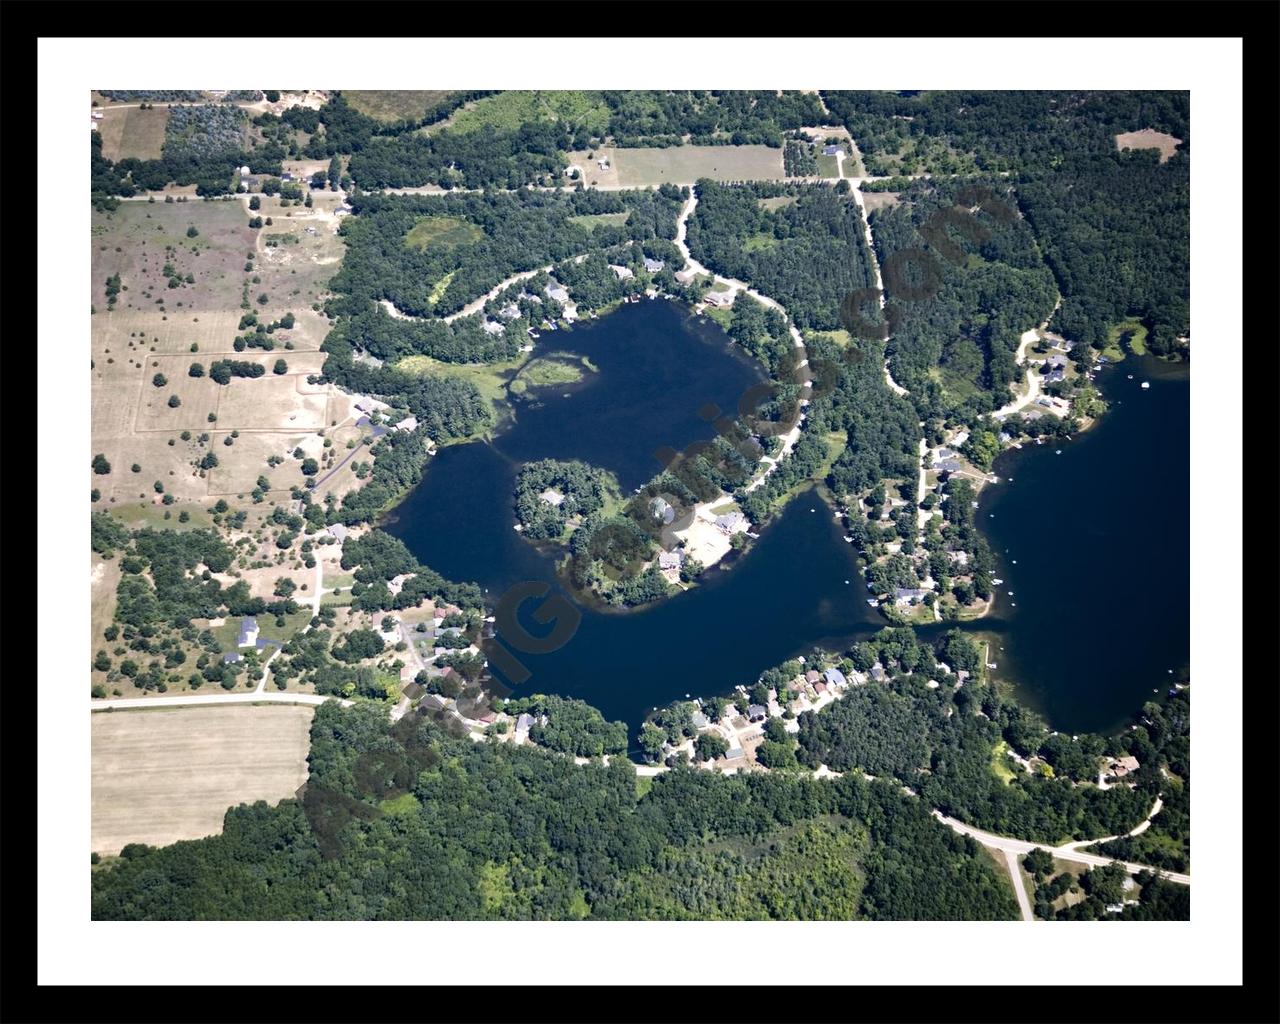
[933,808,1191,886]
[1005,849,1035,921]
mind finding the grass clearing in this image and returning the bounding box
[404,215,485,252]
[394,351,532,429]
[816,153,840,178]
[742,232,778,253]
[567,212,631,230]
[1114,129,1182,163]
[509,353,590,393]
[1106,317,1149,359]
[991,740,1017,784]
[98,105,170,161]
[635,774,654,799]
[757,195,797,212]
[91,704,313,855]
[344,90,453,123]
[860,191,901,213]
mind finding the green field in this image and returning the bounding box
[509,353,591,394]
[438,90,610,135]
[613,145,785,186]
[990,740,1017,784]
[817,154,840,178]
[567,212,631,230]
[404,216,485,252]
[109,502,214,532]
[757,196,798,212]
[344,90,453,123]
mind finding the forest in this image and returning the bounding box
[825,91,1190,353]
[91,700,1017,921]
[686,180,878,331]
[867,177,1059,423]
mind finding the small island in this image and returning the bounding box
[513,458,618,543]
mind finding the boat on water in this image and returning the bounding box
[1141,381,1150,389]
[992,578,1004,585]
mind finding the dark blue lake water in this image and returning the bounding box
[386,300,1189,738]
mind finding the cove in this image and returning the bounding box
[974,353,1190,734]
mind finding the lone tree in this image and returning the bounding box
[168,394,181,408]
[694,732,730,762]
[92,453,112,475]
[273,358,288,375]
[186,225,199,238]
[152,373,168,388]
[189,362,204,377]
[301,458,319,476]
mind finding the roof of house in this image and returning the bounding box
[499,303,521,319]
[823,667,846,686]
[804,669,821,684]
[747,704,767,718]
[236,616,259,646]
[482,320,506,335]
[327,523,347,541]
[609,264,634,279]
[394,415,419,433]
[544,285,569,302]
[894,588,927,601]
[690,712,709,729]
[658,549,683,570]
[823,144,841,155]
[516,713,536,731]
[644,258,664,272]
[222,652,241,664]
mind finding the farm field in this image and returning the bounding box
[91,705,314,855]
[566,145,786,187]
[431,90,610,136]
[97,105,169,161]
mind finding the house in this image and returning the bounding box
[703,290,736,308]
[516,713,537,733]
[813,681,828,696]
[725,745,745,760]
[823,144,842,156]
[658,549,684,571]
[1108,755,1140,778]
[539,488,565,507]
[387,573,415,596]
[222,652,242,665]
[1046,368,1065,383]
[870,663,888,682]
[823,667,846,688]
[545,284,570,303]
[499,303,521,320]
[402,680,425,701]
[675,268,698,285]
[327,523,347,542]
[609,264,634,281]
[475,711,497,725]
[597,156,610,169]
[691,712,709,730]
[1047,354,1069,368]
[643,258,664,273]
[242,175,261,190]
[650,496,675,524]
[804,670,821,685]
[936,459,964,474]
[713,511,748,534]
[418,693,448,714]
[354,396,390,414]
[747,704,767,722]
[894,588,929,606]
[998,432,1012,443]
[239,165,252,176]
[399,664,420,685]
[394,415,419,433]
[237,617,260,647]
[481,319,506,336]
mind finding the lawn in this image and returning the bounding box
[743,232,778,253]
[816,154,840,178]
[109,502,213,532]
[91,704,314,855]
[404,216,484,252]
[509,353,591,394]
[757,196,797,212]
[1105,317,1149,359]
[990,740,1016,784]
[344,90,453,123]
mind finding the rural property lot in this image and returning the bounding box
[567,145,786,187]
[91,705,314,855]
[90,194,366,506]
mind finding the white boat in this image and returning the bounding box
[1055,449,1062,455]
[992,578,1004,585]
[1140,381,1150,389]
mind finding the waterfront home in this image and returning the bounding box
[644,257,665,273]
[516,713,536,733]
[704,290,736,309]
[804,669,821,685]
[609,264,634,280]
[539,488,565,507]
[545,284,570,304]
[482,320,505,336]
[499,303,521,320]
[657,549,683,571]
[394,415,419,433]
[1108,755,1141,778]
[823,666,846,688]
[869,663,888,682]
[747,704,767,722]
[691,712,709,730]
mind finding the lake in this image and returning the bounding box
[387,299,1189,740]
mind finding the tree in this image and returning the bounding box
[1023,847,1054,879]
[639,723,667,762]
[94,650,112,672]
[189,362,204,377]
[152,373,168,388]
[273,359,288,375]
[92,453,112,475]
[131,463,141,473]
[186,225,199,238]
[301,458,319,476]
[249,195,261,211]
[168,395,181,408]
[274,577,297,598]
[694,731,729,761]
